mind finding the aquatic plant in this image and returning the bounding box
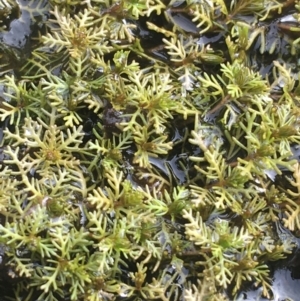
[1,0,300,300]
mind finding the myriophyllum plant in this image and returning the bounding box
[0,0,300,300]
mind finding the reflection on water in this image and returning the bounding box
[237,268,300,301]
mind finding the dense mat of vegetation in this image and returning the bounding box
[1,0,300,300]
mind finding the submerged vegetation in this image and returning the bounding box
[1,0,300,300]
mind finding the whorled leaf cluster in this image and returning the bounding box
[0,0,300,300]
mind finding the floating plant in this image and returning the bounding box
[1,0,300,301]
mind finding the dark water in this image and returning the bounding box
[237,268,300,301]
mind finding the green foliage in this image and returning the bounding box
[1,0,300,301]
[0,75,46,125]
